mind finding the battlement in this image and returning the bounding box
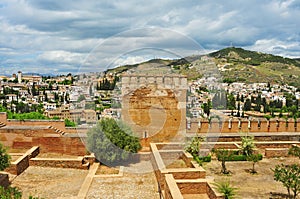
[187,118,300,133]
[121,74,187,146]
[121,74,188,91]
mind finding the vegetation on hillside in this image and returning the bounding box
[209,47,300,87]
[209,47,300,67]
[104,47,300,87]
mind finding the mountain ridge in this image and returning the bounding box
[108,47,300,88]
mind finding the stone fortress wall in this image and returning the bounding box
[187,117,300,134]
[121,74,187,146]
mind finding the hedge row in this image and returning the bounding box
[217,154,263,161]
[194,155,211,165]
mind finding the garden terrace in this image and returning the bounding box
[150,143,222,199]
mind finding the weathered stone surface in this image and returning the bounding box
[122,74,187,147]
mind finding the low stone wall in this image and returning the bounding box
[207,182,224,199]
[181,152,193,168]
[5,146,40,175]
[25,146,40,158]
[202,142,240,150]
[164,174,184,199]
[162,168,206,181]
[0,173,9,188]
[265,148,289,158]
[151,143,207,190]
[29,157,89,170]
[255,141,300,149]
[65,127,88,134]
[176,179,207,194]
[6,154,29,175]
[164,174,224,199]
[7,119,66,132]
[156,143,184,151]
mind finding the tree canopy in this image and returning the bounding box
[273,164,300,199]
[86,118,141,165]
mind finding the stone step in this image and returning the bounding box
[48,125,66,135]
[0,122,6,128]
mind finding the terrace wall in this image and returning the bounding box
[5,146,39,175]
[29,157,89,170]
[0,129,86,155]
[265,148,289,158]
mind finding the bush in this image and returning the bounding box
[194,155,211,165]
[64,119,76,127]
[0,142,10,171]
[213,180,238,199]
[0,186,22,199]
[87,118,141,165]
[217,154,262,161]
[184,136,204,157]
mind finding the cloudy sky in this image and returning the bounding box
[0,0,299,75]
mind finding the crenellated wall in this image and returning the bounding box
[187,118,300,134]
[122,74,187,146]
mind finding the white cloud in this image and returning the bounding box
[37,50,86,64]
[247,39,300,58]
[0,0,299,75]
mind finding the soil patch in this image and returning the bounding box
[203,156,299,199]
[96,165,119,175]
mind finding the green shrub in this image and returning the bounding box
[64,118,76,127]
[228,155,247,161]
[0,186,22,199]
[194,155,211,165]
[199,155,211,162]
[217,154,263,161]
[87,118,141,164]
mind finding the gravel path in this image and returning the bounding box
[11,166,89,199]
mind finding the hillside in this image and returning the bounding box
[210,47,300,87]
[209,47,300,67]
[106,47,300,88]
